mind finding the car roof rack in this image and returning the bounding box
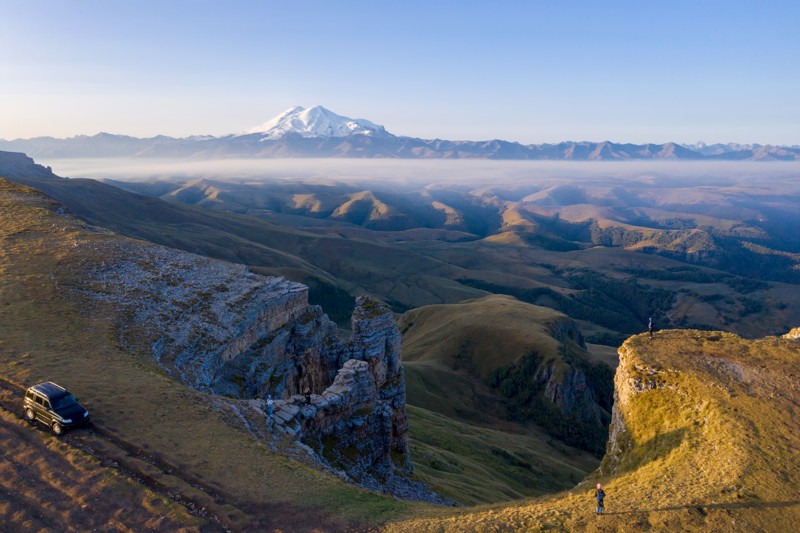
[31,382,68,396]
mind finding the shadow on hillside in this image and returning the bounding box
[604,500,800,515]
[611,428,687,475]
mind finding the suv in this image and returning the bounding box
[23,382,90,435]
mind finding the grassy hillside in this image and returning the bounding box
[6,158,800,342]
[400,295,614,456]
[406,405,598,506]
[0,177,420,530]
[5,161,800,531]
[401,296,576,423]
[117,172,800,285]
[385,329,800,532]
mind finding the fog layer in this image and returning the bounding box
[45,158,800,188]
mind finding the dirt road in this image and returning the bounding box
[0,378,225,532]
[0,376,358,532]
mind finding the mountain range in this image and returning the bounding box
[2,105,798,160]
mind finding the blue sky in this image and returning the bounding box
[1,1,798,144]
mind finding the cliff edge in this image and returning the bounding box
[387,328,800,531]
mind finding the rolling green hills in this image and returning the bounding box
[400,295,613,456]
[7,157,800,344]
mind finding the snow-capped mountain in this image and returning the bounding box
[240,105,392,139]
[2,105,798,160]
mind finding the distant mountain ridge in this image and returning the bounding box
[2,105,798,160]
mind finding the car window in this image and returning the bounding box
[43,400,51,409]
[35,396,44,406]
[51,394,78,410]
[25,391,34,400]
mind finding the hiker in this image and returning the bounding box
[595,483,605,514]
[648,317,654,338]
[267,394,274,417]
[304,387,311,404]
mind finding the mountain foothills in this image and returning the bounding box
[2,149,800,531]
[105,161,800,343]
[6,150,800,345]
[2,105,799,160]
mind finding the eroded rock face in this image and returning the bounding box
[536,364,601,422]
[601,341,676,475]
[783,327,800,340]
[84,241,417,497]
[601,343,637,474]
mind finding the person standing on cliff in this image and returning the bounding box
[648,317,654,338]
[595,483,606,514]
[267,394,274,418]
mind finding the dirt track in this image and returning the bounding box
[0,376,359,533]
[0,378,219,531]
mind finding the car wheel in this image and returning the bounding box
[51,421,64,436]
[25,408,36,422]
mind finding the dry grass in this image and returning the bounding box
[385,329,800,532]
[0,407,203,531]
[0,178,418,530]
[5,174,800,531]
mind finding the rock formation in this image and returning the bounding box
[80,236,433,499]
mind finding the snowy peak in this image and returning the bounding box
[241,105,392,139]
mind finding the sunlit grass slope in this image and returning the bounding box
[386,329,800,532]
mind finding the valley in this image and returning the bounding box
[2,151,800,531]
[44,157,800,341]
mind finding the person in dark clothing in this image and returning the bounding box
[595,483,605,514]
[648,317,654,338]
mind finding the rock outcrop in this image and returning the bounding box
[534,364,602,423]
[81,237,429,499]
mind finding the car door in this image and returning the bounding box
[41,398,54,425]
[33,394,47,421]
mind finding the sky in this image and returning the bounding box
[1,1,798,145]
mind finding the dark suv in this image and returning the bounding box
[23,382,90,435]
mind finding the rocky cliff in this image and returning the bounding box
[384,331,800,532]
[75,234,437,500]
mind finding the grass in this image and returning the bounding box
[5,168,800,530]
[400,295,571,380]
[407,405,598,506]
[400,295,612,455]
[384,329,800,531]
[0,178,417,529]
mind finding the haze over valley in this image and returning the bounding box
[9,154,800,338]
